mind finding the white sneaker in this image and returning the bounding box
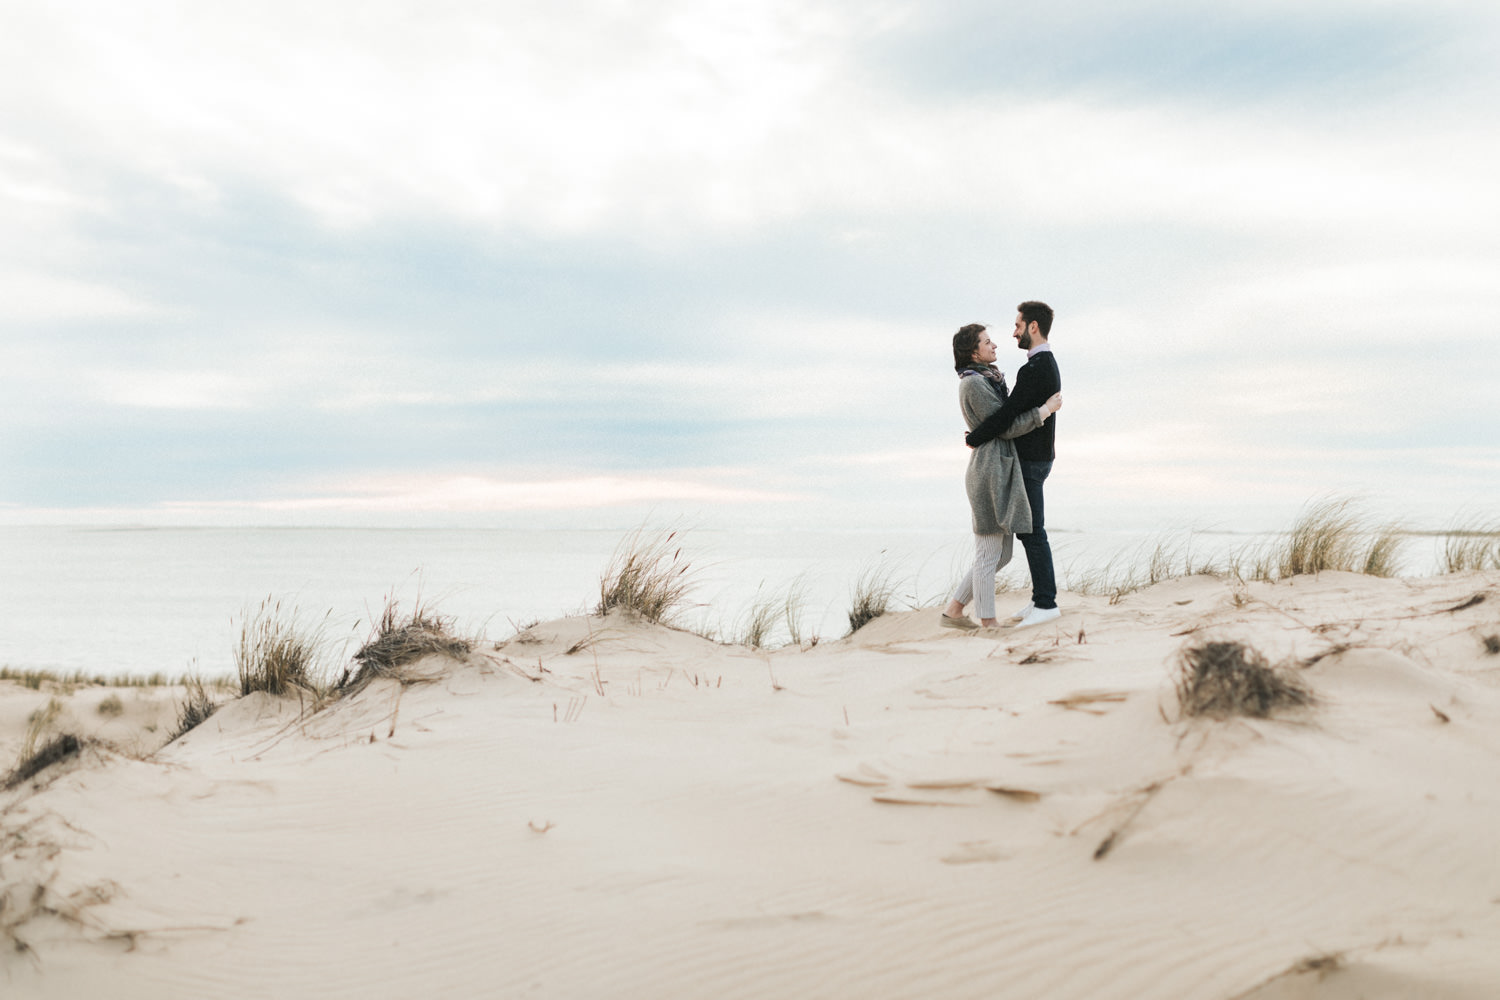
[1013,606,1061,629]
[1009,602,1033,621]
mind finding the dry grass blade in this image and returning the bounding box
[1174,640,1314,720]
[1049,690,1129,713]
[341,596,471,694]
[596,528,696,624]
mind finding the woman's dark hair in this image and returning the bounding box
[952,323,985,372]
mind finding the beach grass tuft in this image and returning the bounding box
[5,699,87,790]
[1274,498,1406,578]
[846,565,898,635]
[1174,640,1315,720]
[235,597,329,697]
[4,733,85,791]
[736,576,811,649]
[783,574,811,646]
[1360,523,1405,577]
[737,585,780,649]
[169,676,218,741]
[340,597,471,693]
[0,666,184,690]
[597,528,696,624]
[1443,519,1500,573]
[96,694,124,718]
[1070,535,1228,601]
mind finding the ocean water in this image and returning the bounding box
[0,524,1451,681]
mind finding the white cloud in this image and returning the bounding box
[4,1,1499,525]
[9,1,1495,244]
[0,269,163,323]
[198,472,802,512]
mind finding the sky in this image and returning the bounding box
[3,0,1498,534]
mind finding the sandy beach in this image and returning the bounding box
[4,569,1500,999]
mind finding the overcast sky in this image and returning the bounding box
[4,0,1498,533]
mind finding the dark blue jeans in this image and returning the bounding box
[1017,460,1057,610]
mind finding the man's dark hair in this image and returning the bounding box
[1017,301,1053,337]
[952,323,985,372]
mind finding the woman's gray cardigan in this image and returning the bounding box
[958,374,1045,536]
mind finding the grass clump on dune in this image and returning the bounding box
[1072,535,1226,602]
[597,528,696,624]
[235,597,329,697]
[1174,640,1314,720]
[0,666,178,690]
[1275,498,1405,579]
[1443,519,1500,573]
[4,699,87,791]
[846,565,898,636]
[738,585,781,649]
[339,597,471,694]
[737,576,811,649]
[3,733,85,791]
[169,676,218,741]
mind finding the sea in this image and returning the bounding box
[0,523,1457,681]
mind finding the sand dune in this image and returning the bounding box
[4,571,1500,998]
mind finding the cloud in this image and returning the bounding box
[0,269,163,323]
[10,0,1494,246]
[175,471,803,512]
[2,1,1498,525]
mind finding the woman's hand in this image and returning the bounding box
[1044,392,1063,416]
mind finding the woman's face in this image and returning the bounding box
[971,331,997,364]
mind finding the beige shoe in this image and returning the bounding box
[941,613,979,631]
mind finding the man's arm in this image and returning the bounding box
[965,357,1056,447]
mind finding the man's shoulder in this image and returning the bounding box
[1018,349,1059,378]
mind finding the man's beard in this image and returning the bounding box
[1017,332,1032,350]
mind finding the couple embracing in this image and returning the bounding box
[942,301,1063,631]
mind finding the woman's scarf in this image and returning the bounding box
[959,363,1008,400]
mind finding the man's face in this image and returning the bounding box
[973,330,998,364]
[1013,313,1034,351]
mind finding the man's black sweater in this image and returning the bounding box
[964,349,1059,461]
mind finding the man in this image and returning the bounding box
[965,301,1061,628]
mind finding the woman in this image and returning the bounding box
[942,323,1062,629]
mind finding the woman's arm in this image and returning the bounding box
[966,356,1060,447]
[995,403,1048,440]
[967,391,1062,447]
